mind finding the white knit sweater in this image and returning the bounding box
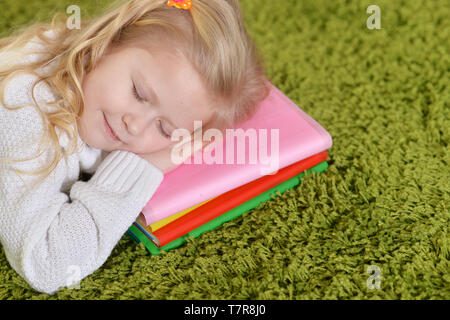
[0,31,164,294]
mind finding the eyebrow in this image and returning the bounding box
[136,70,181,130]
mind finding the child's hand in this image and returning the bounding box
[137,131,213,174]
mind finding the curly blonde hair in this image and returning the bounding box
[0,0,271,190]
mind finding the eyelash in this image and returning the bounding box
[132,84,145,103]
[158,120,171,139]
[132,83,170,139]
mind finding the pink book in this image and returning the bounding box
[140,82,333,226]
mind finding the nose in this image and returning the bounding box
[122,113,153,136]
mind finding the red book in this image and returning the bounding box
[151,150,328,247]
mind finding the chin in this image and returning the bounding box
[80,136,106,150]
[103,144,128,153]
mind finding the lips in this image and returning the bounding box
[103,114,121,142]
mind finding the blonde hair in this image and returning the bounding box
[0,0,271,191]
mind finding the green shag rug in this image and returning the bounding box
[0,0,449,299]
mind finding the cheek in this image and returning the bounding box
[82,78,102,113]
[99,81,130,113]
[84,70,117,108]
[131,133,169,154]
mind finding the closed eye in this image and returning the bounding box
[132,83,145,103]
[158,120,171,139]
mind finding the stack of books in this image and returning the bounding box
[126,83,333,254]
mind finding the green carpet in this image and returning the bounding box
[0,0,448,299]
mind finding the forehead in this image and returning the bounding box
[127,46,216,133]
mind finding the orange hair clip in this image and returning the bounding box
[167,0,192,10]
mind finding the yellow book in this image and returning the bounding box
[147,197,217,232]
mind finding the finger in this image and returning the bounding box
[202,137,214,149]
[173,127,214,155]
[173,129,200,149]
[176,138,205,161]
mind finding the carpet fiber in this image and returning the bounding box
[0,0,448,299]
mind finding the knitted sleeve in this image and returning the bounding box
[0,106,164,294]
[0,127,164,294]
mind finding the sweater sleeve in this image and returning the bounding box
[0,149,164,295]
